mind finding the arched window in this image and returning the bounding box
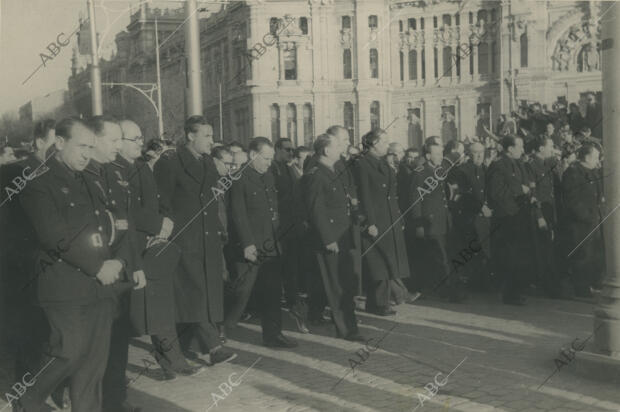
[370,48,379,78]
[399,51,404,81]
[299,17,308,35]
[269,18,279,35]
[270,104,280,141]
[368,15,378,29]
[343,49,352,79]
[287,103,297,143]
[344,102,355,144]
[442,14,451,26]
[491,41,497,73]
[284,46,297,80]
[520,33,528,68]
[421,49,426,79]
[399,20,403,32]
[477,10,488,26]
[409,49,417,80]
[303,103,313,146]
[408,18,416,30]
[370,101,381,131]
[433,47,438,78]
[478,42,489,75]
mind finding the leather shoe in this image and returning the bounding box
[161,369,177,381]
[263,333,298,348]
[344,333,367,342]
[51,385,70,409]
[175,364,205,377]
[368,308,396,316]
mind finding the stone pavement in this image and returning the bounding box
[4,293,620,412]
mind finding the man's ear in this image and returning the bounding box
[186,132,194,142]
[54,136,65,151]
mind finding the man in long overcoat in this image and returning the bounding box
[356,129,410,315]
[154,116,236,364]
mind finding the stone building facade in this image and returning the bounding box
[68,0,603,147]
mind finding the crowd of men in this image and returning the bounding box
[0,99,606,411]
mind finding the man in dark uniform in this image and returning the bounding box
[225,137,298,348]
[562,142,605,297]
[526,136,562,298]
[154,116,236,364]
[0,119,55,387]
[84,115,145,412]
[118,120,202,379]
[306,134,364,341]
[410,137,465,302]
[356,129,410,315]
[270,138,308,333]
[487,135,531,305]
[452,142,492,291]
[17,118,128,412]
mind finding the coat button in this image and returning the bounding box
[203,212,207,216]
[95,210,100,215]
[98,226,103,231]
[111,200,116,205]
[329,219,334,223]
[204,231,209,235]
[382,184,386,188]
[69,202,75,207]
[387,196,391,200]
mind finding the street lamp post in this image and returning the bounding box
[87,0,103,115]
[185,0,203,116]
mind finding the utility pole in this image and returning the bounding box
[593,1,620,357]
[87,0,103,115]
[155,19,164,138]
[185,0,203,116]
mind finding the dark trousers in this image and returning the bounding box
[365,279,390,311]
[492,213,530,300]
[314,236,358,338]
[532,207,560,296]
[225,258,283,340]
[177,321,221,355]
[20,298,115,412]
[151,332,188,372]
[102,293,131,409]
[569,229,604,295]
[281,234,303,307]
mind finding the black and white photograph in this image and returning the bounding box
[0,0,619,410]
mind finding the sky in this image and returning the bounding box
[0,0,186,116]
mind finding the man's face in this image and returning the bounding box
[214,152,233,176]
[427,144,443,166]
[296,151,310,167]
[36,128,56,154]
[471,148,484,166]
[277,141,294,162]
[57,123,96,171]
[120,122,144,161]
[406,151,418,166]
[507,138,524,159]
[189,124,214,155]
[546,123,555,135]
[232,151,248,171]
[539,138,554,159]
[94,121,123,163]
[584,148,600,169]
[251,144,274,174]
[372,133,389,157]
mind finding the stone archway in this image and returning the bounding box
[550,17,601,72]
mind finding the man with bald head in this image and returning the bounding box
[452,142,493,291]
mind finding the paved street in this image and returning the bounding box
[3,292,620,412]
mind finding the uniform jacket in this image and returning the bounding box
[526,155,558,224]
[396,161,415,218]
[154,145,224,323]
[356,153,410,280]
[453,160,487,223]
[486,155,530,218]
[229,165,280,260]
[270,159,304,238]
[306,161,352,249]
[410,160,451,237]
[561,162,605,247]
[19,157,128,305]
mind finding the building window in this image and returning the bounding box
[342,16,351,30]
[287,103,297,143]
[343,49,352,79]
[420,17,424,30]
[469,44,474,74]
[368,15,378,29]
[370,101,380,131]
[433,16,438,28]
[271,104,280,141]
[478,42,489,75]
[235,108,249,142]
[469,12,473,25]
[409,49,417,80]
[284,46,297,80]
[455,13,460,26]
[408,18,416,30]
[443,46,452,77]
[520,33,528,68]
[399,20,403,32]
[442,14,451,26]
[399,51,404,81]
[270,17,279,35]
[433,47,438,78]
[370,48,379,78]
[456,46,461,76]
[344,101,355,144]
[303,103,313,146]
[299,17,308,34]
[477,10,488,25]
[491,9,497,21]
[421,49,426,79]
